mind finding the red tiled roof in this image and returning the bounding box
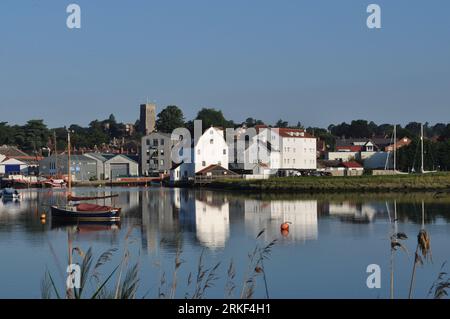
[341,161,363,168]
[276,128,314,138]
[196,164,237,175]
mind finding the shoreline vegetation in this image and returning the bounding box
[203,173,450,193]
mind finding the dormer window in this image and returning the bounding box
[210,139,214,144]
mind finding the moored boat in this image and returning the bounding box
[44,179,67,188]
[51,203,121,221]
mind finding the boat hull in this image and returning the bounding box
[50,206,121,221]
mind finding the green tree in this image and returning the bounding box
[275,119,288,128]
[155,105,185,133]
[195,108,234,130]
[22,120,50,153]
[244,117,264,127]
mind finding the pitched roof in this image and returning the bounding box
[276,128,314,138]
[196,164,238,175]
[259,128,314,138]
[0,145,29,157]
[341,161,363,169]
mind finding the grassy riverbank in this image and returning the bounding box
[207,173,450,193]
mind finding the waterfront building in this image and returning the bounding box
[84,153,139,180]
[141,132,178,175]
[39,155,97,181]
[171,127,229,181]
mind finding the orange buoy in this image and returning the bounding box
[280,222,291,231]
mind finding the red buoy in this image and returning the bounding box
[280,222,291,231]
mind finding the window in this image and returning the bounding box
[223,149,226,155]
[146,139,150,146]
[210,130,214,135]
[160,149,164,156]
[197,149,201,155]
[202,161,206,167]
[146,150,150,155]
[153,139,158,146]
[160,139,165,146]
[160,160,164,166]
[146,160,150,164]
[210,139,214,144]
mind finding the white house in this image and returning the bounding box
[172,127,229,181]
[257,127,317,174]
[0,157,29,176]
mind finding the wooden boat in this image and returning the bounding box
[44,179,67,188]
[51,203,121,221]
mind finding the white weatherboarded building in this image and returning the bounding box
[256,127,317,174]
[171,127,229,181]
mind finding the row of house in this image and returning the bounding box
[141,125,318,182]
[326,137,411,171]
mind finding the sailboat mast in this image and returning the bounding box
[393,125,397,172]
[67,131,72,195]
[421,123,424,174]
[54,131,58,177]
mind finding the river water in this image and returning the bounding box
[0,187,449,299]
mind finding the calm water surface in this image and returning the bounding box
[0,187,449,299]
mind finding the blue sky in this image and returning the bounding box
[0,0,449,128]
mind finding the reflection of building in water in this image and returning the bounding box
[244,200,318,242]
[140,188,181,253]
[328,202,385,223]
[178,190,230,249]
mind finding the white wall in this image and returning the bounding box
[257,128,316,170]
[194,127,229,173]
[280,136,316,170]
